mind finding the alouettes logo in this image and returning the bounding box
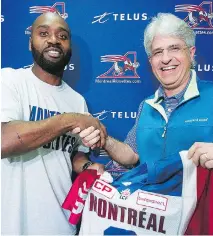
[175,1,213,29]
[97,51,140,79]
[120,188,131,200]
[25,2,68,35]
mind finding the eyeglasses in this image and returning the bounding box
[150,45,189,59]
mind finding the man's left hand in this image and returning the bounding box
[188,142,213,169]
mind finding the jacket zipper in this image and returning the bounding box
[162,126,167,138]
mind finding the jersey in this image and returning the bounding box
[79,151,213,235]
[1,67,89,235]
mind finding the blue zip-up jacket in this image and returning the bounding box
[137,70,213,166]
[112,70,213,192]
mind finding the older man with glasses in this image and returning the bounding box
[80,13,213,174]
[77,13,213,235]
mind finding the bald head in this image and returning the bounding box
[31,12,70,36]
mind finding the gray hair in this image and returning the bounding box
[144,13,196,68]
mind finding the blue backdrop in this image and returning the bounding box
[2,0,213,162]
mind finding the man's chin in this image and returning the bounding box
[34,54,71,75]
[39,61,65,75]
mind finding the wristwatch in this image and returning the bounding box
[82,161,94,171]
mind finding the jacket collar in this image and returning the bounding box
[145,70,199,123]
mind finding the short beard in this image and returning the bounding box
[31,43,71,76]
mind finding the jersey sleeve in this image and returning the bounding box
[124,101,144,154]
[1,68,22,122]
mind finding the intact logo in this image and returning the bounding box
[25,2,68,35]
[92,12,114,24]
[175,1,213,30]
[92,180,116,199]
[137,191,168,211]
[185,117,208,123]
[92,12,148,24]
[97,51,140,79]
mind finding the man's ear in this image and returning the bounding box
[29,37,32,51]
[190,46,196,61]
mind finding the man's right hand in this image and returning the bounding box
[77,126,103,149]
[65,113,107,147]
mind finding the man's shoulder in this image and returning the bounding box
[1,67,26,73]
[1,67,29,82]
[197,79,213,93]
[1,67,16,77]
[198,79,213,86]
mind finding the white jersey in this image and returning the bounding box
[79,151,197,235]
[1,68,88,235]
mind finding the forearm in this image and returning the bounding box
[103,136,139,166]
[1,114,75,158]
[73,152,90,173]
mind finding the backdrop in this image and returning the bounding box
[2,0,213,163]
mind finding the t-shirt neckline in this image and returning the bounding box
[28,68,66,92]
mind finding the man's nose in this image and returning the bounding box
[47,34,60,44]
[161,50,172,64]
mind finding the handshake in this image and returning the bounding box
[65,112,107,149]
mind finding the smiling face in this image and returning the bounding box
[149,35,196,96]
[29,13,72,75]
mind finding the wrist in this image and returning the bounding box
[59,113,77,132]
[103,136,111,150]
[82,161,94,171]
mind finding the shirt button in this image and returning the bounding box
[168,108,172,112]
